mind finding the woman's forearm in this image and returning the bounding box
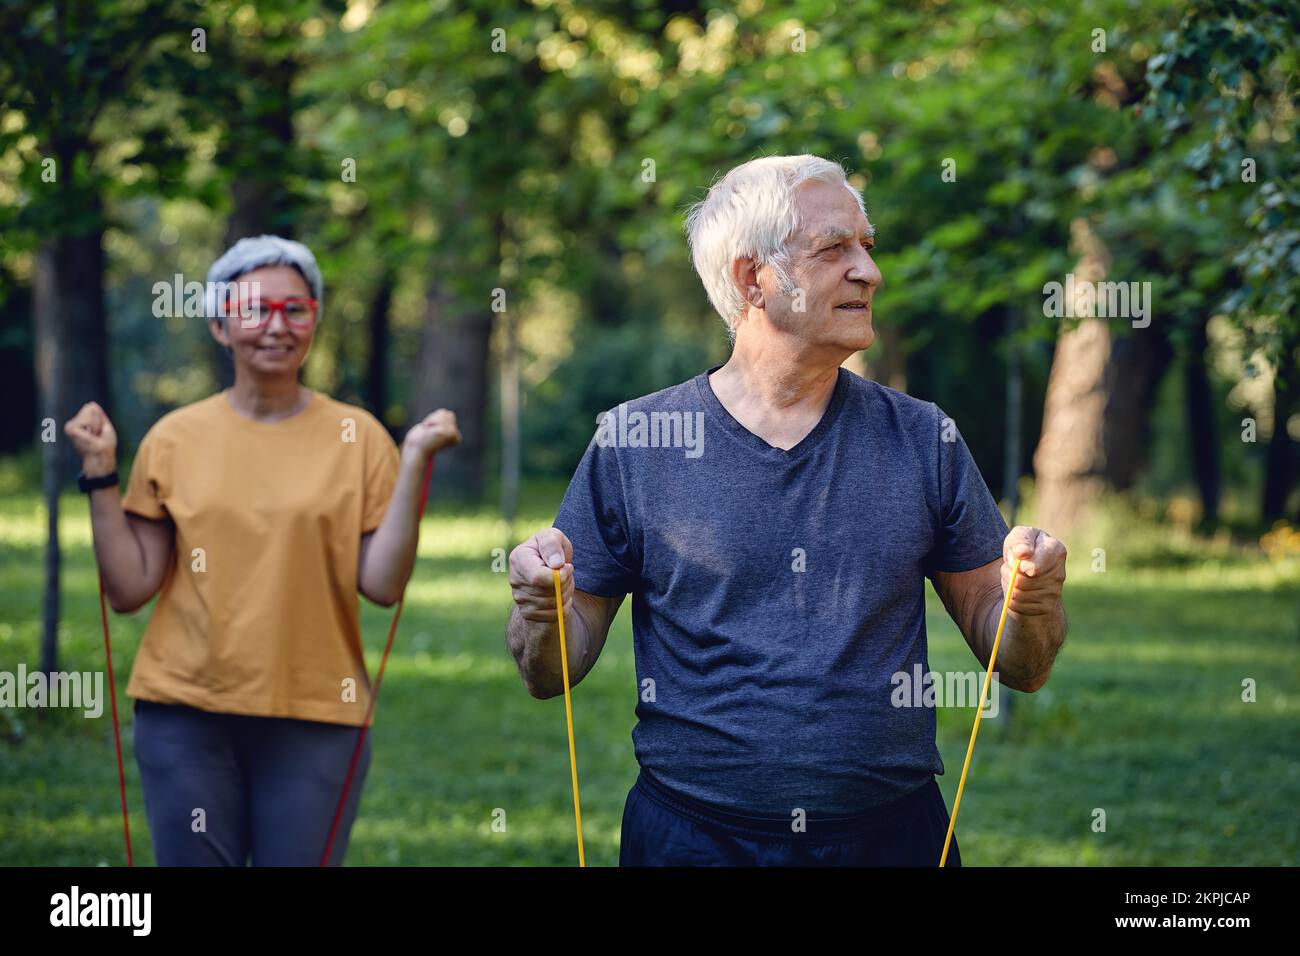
[358,449,429,606]
[88,483,152,612]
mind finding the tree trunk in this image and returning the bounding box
[500,308,520,536]
[1003,320,1024,523]
[1032,219,1171,537]
[862,321,907,391]
[1262,332,1299,523]
[1184,313,1220,530]
[213,55,299,390]
[366,270,394,430]
[34,243,64,679]
[220,52,298,246]
[33,216,110,676]
[411,279,493,499]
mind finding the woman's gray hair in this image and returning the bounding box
[205,234,324,321]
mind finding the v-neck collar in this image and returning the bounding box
[694,364,850,463]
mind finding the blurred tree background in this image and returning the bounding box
[3,0,1296,511]
[0,0,1297,865]
[3,0,1298,664]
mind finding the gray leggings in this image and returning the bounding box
[132,699,372,866]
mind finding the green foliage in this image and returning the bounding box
[0,0,1293,498]
[1144,0,1300,362]
[0,0,211,245]
[523,321,715,478]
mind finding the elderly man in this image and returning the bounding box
[506,154,1067,866]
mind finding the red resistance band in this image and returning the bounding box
[96,454,437,867]
[320,454,437,865]
[97,568,133,866]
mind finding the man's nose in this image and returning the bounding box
[848,249,882,289]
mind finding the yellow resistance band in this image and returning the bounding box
[552,568,586,867]
[940,556,1022,867]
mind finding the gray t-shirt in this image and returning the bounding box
[554,365,1009,815]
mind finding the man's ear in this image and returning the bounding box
[730,257,764,310]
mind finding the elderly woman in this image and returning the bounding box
[63,235,460,866]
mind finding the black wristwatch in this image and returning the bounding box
[78,470,119,493]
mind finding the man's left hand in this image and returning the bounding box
[1001,525,1066,617]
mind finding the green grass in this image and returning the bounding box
[1,483,1296,865]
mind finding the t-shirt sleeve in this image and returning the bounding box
[922,404,1010,576]
[120,427,170,521]
[361,416,401,534]
[553,436,640,598]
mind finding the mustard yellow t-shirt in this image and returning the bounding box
[120,388,401,726]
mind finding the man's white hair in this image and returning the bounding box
[684,154,866,337]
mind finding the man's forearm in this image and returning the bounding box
[507,604,595,699]
[980,594,1066,693]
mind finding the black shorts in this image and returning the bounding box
[619,769,961,867]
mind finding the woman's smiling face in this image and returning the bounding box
[208,264,316,379]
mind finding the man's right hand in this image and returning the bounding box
[506,527,624,699]
[509,527,575,624]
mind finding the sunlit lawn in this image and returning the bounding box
[1,482,1296,865]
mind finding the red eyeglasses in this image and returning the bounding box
[229,295,319,330]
